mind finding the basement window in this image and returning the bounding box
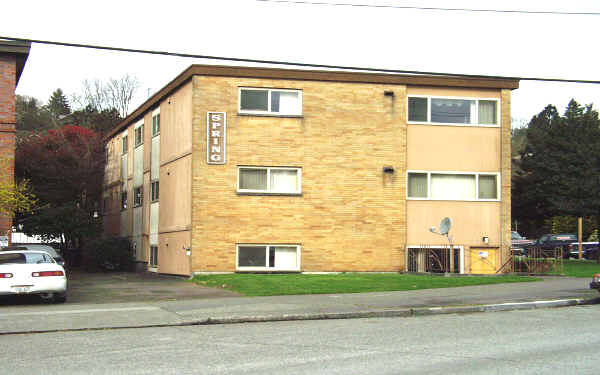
[149,246,158,268]
[236,244,300,271]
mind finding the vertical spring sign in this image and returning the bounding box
[206,112,226,164]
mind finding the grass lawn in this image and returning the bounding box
[191,273,539,296]
[561,260,600,278]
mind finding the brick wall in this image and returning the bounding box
[191,76,407,272]
[0,54,17,236]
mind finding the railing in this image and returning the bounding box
[504,246,564,275]
[407,245,462,274]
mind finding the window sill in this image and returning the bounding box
[235,270,301,273]
[407,198,500,202]
[237,113,303,119]
[407,121,500,128]
[237,192,302,197]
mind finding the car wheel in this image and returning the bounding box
[53,293,67,303]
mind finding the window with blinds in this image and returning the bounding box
[407,96,499,126]
[407,172,499,201]
[238,167,301,194]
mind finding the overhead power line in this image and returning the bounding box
[2,36,600,85]
[255,0,600,16]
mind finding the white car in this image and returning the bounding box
[0,250,67,303]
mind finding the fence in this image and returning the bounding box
[500,246,564,275]
[406,245,462,274]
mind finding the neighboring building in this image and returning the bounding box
[103,64,518,276]
[0,40,30,239]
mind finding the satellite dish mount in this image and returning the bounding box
[429,217,453,246]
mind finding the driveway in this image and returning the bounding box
[0,269,240,305]
[66,270,240,303]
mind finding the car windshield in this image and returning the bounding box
[0,252,54,265]
[511,232,523,240]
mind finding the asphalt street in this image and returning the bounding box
[2,304,599,375]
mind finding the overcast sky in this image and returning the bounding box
[3,0,600,125]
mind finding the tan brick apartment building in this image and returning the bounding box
[103,64,518,276]
[0,40,30,239]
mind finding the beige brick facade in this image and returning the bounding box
[103,65,518,275]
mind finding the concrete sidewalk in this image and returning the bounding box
[0,276,598,335]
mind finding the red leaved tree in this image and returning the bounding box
[15,125,105,256]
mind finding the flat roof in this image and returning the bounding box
[106,64,520,140]
[0,39,31,84]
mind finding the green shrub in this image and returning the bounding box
[82,237,133,272]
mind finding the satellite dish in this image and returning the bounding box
[439,217,452,235]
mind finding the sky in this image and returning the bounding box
[3,0,600,126]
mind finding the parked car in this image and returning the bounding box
[1,245,65,267]
[590,274,600,293]
[0,250,67,303]
[584,247,599,260]
[567,242,599,259]
[511,231,534,255]
[526,233,578,258]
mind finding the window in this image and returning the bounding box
[408,97,428,122]
[149,246,158,267]
[238,167,301,194]
[151,181,159,202]
[239,88,302,116]
[407,96,499,126]
[121,191,127,210]
[134,187,143,207]
[236,244,300,271]
[407,172,499,201]
[122,136,128,154]
[152,114,160,136]
[135,125,143,147]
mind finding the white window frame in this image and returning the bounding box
[152,108,160,137]
[122,134,128,154]
[236,244,301,272]
[407,95,500,127]
[406,170,500,202]
[149,245,158,269]
[151,181,159,202]
[133,186,143,207]
[238,87,302,116]
[237,166,302,194]
[134,121,144,147]
[406,245,465,274]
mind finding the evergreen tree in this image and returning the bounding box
[513,100,600,248]
[47,88,71,119]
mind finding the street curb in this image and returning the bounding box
[2,297,598,336]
